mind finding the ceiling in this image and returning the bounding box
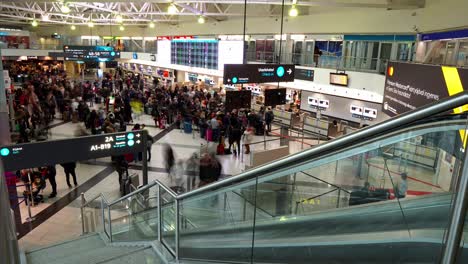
[0,0,426,27]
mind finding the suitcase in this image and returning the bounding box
[72,112,79,123]
[206,128,213,141]
[146,107,152,115]
[217,144,225,155]
[159,118,166,129]
[63,111,70,121]
[184,122,192,134]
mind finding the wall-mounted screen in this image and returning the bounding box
[225,90,252,112]
[295,68,315,81]
[63,45,120,61]
[264,88,287,106]
[171,39,218,70]
[330,72,349,86]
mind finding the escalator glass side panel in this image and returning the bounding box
[179,185,257,262]
[249,119,468,263]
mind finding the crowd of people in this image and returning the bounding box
[6,63,278,201]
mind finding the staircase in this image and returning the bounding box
[24,233,164,264]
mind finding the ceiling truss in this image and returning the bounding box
[0,1,425,27]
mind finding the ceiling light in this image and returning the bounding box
[115,14,123,23]
[168,3,178,14]
[149,21,155,28]
[197,16,205,24]
[71,25,76,30]
[119,25,125,31]
[289,5,298,17]
[42,14,50,21]
[31,20,38,27]
[88,20,94,28]
[61,4,71,14]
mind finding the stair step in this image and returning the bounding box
[26,234,106,264]
[99,248,163,264]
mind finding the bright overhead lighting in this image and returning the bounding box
[115,14,123,23]
[61,4,71,14]
[168,3,178,14]
[41,14,50,21]
[289,5,298,17]
[70,25,76,30]
[31,20,38,27]
[88,20,94,28]
[197,16,205,24]
[149,21,155,28]
[119,25,125,31]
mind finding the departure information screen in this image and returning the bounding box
[0,131,145,171]
[63,45,121,62]
[171,39,218,70]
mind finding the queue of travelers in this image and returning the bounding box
[6,64,275,203]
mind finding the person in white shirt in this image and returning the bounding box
[395,173,408,199]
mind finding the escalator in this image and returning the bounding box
[32,92,468,263]
[154,95,468,263]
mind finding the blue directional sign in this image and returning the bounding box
[223,64,295,84]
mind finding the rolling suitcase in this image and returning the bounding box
[206,128,213,141]
[72,111,79,123]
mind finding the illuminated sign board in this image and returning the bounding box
[0,131,146,171]
[63,45,121,62]
[330,72,349,87]
[383,61,468,116]
[295,68,315,82]
[223,64,295,84]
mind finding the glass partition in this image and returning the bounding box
[249,117,467,263]
[108,185,159,242]
[178,181,257,262]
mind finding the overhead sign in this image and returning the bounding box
[0,131,146,171]
[383,62,468,116]
[223,64,295,84]
[295,68,315,82]
[63,45,121,62]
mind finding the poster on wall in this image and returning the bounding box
[382,62,468,117]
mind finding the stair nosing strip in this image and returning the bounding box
[93,245,153,264]
[26,233,100,254]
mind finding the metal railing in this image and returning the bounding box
[246,51,392,73]
[81,91,468,262]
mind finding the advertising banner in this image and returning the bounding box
[382,62,468,117]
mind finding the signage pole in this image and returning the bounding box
[0,159,20,264]
[142,130,148,186]
[0,49,11,146]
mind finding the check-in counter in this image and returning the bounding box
[303,116,329,137]
[252,104,263,112]
[273,109,293,126]
[394,141,438,168]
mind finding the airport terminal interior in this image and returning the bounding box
[1,0,468,263]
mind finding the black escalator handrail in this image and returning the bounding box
[175,91,468,200]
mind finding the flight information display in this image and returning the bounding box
[0,131,145,171]
[63,45,121,62]
[171,39,218,70]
